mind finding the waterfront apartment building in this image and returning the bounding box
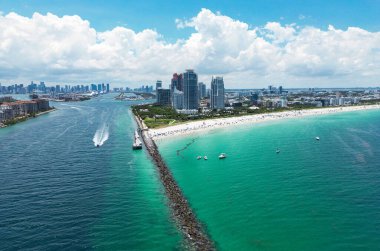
[0,98,50,123]
[183,69,199,110]
[172,89,184,110]
[157,88,171,106]
[170,73,183,107]
[198,82,206,99]
[210,76,225,109]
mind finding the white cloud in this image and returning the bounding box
[0,9,379,88]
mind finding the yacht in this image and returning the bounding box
[315,137,320,141]
[204,156,208,160]
[218,153,227,159]
[132,130,143,150]
[197,156,202,160]
[276,148,280,154]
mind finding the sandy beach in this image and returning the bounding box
[149,105,380,139]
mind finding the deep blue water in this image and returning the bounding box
[0,95,181,250]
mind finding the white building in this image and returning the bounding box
[173,89,184,110]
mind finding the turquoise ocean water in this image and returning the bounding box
[158,109,380,251]
[0,95,181,250]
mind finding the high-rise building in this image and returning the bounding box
[250,92,259,105]
[183,69,199,110]
[170,73,183,107]
[171,73,183,92]
[172,89,184,110]
[156,80,162,90]
[210,76,225,109]
[198,82,206,99]
[157,89,171,106]
[106,83,110,93]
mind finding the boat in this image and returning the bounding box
[132,130,142,150]
[218,153,227,159]
[96,144,100,148]
[276,148,280,154]
[135,130,140,139]
[315,137,320,141]
[204,156,208,160]
[197,156,202,160]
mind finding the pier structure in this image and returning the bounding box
[134,115,214,250]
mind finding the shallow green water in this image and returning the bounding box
[158,110,380,251]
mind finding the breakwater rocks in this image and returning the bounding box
[134,116,214,250]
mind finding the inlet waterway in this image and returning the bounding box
[0,95,182,250]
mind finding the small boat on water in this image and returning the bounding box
[204,156,208,160]
[132,130,143,150]
[276,148,280,154]
[219,153,227,159]
[197,156,202,160]
[315,136,320,141]
[96,144,100,148]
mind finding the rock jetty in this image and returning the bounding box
[134,115,214,250]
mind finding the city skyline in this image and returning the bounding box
[0,1,380,88]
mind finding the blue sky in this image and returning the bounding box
[1,0,379,40]
[0,0,380,87]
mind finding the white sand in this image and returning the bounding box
[149,105,380,139]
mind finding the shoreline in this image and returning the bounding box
[0,108,57,128]
[150,104,380,140]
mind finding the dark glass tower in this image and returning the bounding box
[183,69,199,110]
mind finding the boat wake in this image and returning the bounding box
[93,124,109,147]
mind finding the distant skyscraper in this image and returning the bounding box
[250,92,259,105]
[157,88,171,106]
[198,82,206,99]
[106,83,110,93]
[183,69,199,110]
[210,76,225,109]
[156,80,162,90]
[97,84,102,92]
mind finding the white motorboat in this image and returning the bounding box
[218,153,227,159]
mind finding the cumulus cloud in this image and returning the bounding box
[0,8,379,88]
